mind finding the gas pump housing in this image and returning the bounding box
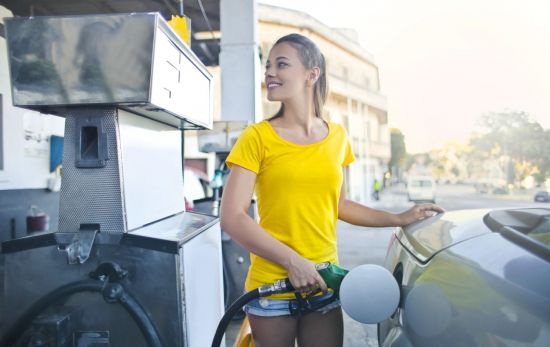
[0,12,224,347]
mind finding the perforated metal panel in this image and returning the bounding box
[59,108,126,234]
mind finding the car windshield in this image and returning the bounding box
[411,180,432,187]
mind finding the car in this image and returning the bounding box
[378,207,550,347]
[534,191,550,203]
[407,176,436,203]
[492,186,509,195]
[474,183,491,194]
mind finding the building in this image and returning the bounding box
[260,4,390,203]
[195,4,391,203]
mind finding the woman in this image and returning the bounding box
[220,33,443,347]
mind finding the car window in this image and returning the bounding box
[484,209,550,262]
[411,180,432,187]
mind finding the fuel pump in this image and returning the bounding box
[0,13,223,347]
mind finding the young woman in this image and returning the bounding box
[220,33,443,347]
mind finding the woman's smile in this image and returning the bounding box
[267,80,283,90]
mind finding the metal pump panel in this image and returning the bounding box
[4,12,213,129]
[1,12,223,347]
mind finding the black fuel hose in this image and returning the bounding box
[211,262,345,347]
[211,289,261,347]
[211,278,294,347]
[0,280,163,347]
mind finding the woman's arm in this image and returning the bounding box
[338,173,444,227]
[220,165,327,292]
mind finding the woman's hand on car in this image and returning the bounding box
[285,253,328,294]
[399,203,445,225]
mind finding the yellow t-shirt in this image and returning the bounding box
[226,120,355,298]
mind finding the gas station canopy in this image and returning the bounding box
[0,0,221,65]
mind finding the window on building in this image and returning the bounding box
[353,138,360,157]
[364,76,371,89]
[342,115,349,128]
[261,42,270,65]
[366,119,371,142]
[380,124,389,143]
[370,119,379,142]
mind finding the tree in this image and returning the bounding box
[534,129,550,185]
[389,128,407,178]
[470,110,549,185]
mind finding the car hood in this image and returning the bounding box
[395,209,493,263]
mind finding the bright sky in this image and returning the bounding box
[259,0,550,153]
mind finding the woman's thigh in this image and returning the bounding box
[247,313,298,347]
[297,308,344,347]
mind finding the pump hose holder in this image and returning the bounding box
[0,262,163,347]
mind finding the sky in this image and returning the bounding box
[259,0,550,153]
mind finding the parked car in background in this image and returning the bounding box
[534,191,550,202]
[407,176,436,203]
[378,207,550,347]
[474,183,491,194]
[492,186,510,195]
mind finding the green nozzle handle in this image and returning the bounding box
[262,262,349,296]
[278,262,348,292]
[316,262,349,294]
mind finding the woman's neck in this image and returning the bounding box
[277,96,319,135]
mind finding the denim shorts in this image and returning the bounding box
[244,292,341,317]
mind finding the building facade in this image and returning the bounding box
[258,4,390,203]
[224,4,390,203]
[186,4,391,203]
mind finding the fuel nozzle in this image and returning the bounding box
[257,262,349,297]
[315,262,349,296]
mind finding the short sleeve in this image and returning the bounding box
[226,125,263,174]
[342,129,356,167]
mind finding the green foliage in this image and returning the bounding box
[470,110,549,183]
[389,128,407,169]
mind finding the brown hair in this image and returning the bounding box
[269,33,328,120]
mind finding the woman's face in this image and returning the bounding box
[265,42,310,102]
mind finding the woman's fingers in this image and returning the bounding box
[316,273,328,293]
[399,203,445,225]
[297,275,327,293]
[297,275,322,292]
[286,256,328,293]
[307,274,328,293]
[415,203,445,219]
[419,203,445,213]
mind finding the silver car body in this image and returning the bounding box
[379,208,550,347]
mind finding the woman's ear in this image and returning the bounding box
[307,67,321,86]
